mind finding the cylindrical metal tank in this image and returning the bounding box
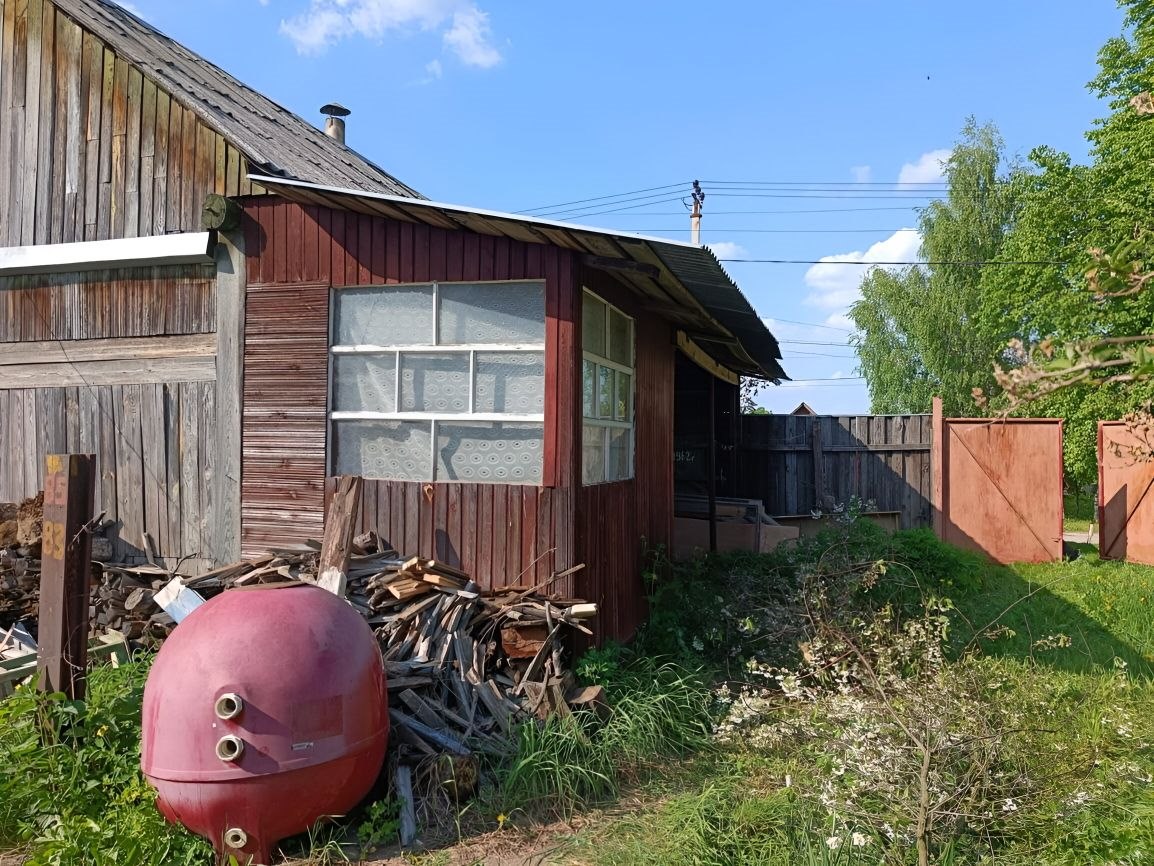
[141,582,388,865]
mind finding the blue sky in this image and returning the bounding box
[123,0,1124,413]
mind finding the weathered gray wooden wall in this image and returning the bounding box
[0,381,218,568]
[0,261,238,571]
[738,413,932,529]
[0,0,261,247]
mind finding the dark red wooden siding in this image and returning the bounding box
[575,267,676,642]
[241,200,580,596]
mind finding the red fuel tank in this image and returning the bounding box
[141,582,388,865]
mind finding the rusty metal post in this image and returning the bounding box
[37,454,96,699]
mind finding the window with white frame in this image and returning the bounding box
[582,291,634,484]
[330,281,545,484]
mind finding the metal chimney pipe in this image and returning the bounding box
[320,103,351,145]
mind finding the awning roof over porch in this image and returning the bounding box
[247,175,788,382]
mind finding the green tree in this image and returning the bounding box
[983,0,1154,482]
[850,119,1019,417]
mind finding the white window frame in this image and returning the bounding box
[329,280,546,483]
[582,289,635,485]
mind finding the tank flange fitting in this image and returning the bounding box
[214,693,244,721]
[216,735,245,763]
[223,827,248,849]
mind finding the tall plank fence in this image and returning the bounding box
[738,414,933,529]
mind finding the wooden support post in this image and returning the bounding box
[37,454,96,699]
[811,419,825,508]
[708,375,718,553]
[318,475,363,596]
[931,397,944,540]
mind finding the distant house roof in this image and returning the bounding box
[249,174,788,382]
[53,0,421,198]
[791,402,816,415]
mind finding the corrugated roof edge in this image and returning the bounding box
[247,174,788,383]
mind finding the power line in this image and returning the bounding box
[536,194,691,219]
[627,227,909,234]
[702,179,949,187]
[769,317,855,333]
[720,258,1064,266]
[516,181,688,214]
[588,206,925,216]
[780,339,855,347]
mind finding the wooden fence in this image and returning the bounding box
[738,413,933,529]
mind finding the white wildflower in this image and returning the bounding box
[1001,798,1019,813]
[851,831,870,847]
[825,836,843,850]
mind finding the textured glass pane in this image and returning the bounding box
[475,353,544,414]
[436,422,543,484]
[608,427,632,481]
[333,421,431,481]
[334,285,433,346]
[608,308,632,365]
[439,282,544,345]
[400,353,470,413]
[597,366,613,419]
[615,371,632,422]
[582,360,596,419]
[582,294,606,356]
[583,424,605,485]
[332,354,396,412]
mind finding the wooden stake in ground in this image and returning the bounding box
[36,454,96,699]
[317,475,363,596]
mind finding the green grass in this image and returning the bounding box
[1064,493,1096,536]
[557,527,1154,866]
[951,547,1154,675]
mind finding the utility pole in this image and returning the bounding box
[690,180,705,246]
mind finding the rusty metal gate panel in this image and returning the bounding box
[1098,421,1154,564]
[932,399,1063,564]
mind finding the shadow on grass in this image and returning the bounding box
[945,545,1154,678]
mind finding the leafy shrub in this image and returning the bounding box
[0,656,212,866]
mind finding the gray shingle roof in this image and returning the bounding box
[52,0,422,198]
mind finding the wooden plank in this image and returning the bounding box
[178,381,202,562]
[0,356,217,388]
[318,475,363,596]
[931,398,943,539]
[0,333,216,366]
[115,384,145,560]
[212,233,245,563]
[30,0,53,245]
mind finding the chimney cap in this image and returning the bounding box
[320,102,351,118]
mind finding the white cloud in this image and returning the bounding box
[443,6,501,68]
[804,228,921,311]
[897,148,951,188]
[425,58,443,78]
[708,241,747,260]
[280,0,502,67]
[851,165,872,184]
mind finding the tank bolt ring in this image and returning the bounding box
[216,735,245,762]
[214,693,244,721]
[223,828,248,849]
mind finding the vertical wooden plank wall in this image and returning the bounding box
[242,201,588,609]
[0,265,220,570]
[0,0,256,248]
[737,413,934,529]
[576,266,675,643]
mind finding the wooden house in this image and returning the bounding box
[0,0,785,641]
[0,0,418,571]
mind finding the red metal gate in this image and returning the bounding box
[932,399,1063,564]
[1098,421,1154,564]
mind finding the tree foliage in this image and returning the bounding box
[850,120,1019,417]
[980,0,1154,482]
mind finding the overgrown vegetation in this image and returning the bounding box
[0,657,211,866]
[566,519,1154,865]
